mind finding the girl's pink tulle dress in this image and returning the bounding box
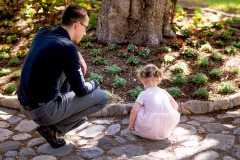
[133,87,180,140]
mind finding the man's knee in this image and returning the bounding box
[98,90,108,107]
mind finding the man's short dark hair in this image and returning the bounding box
[61,4,88,26]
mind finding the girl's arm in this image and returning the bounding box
[170,97,179,110]
[129,102,142,131]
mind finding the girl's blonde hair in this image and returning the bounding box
[138,64,163,79]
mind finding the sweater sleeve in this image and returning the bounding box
[62,44,99,96]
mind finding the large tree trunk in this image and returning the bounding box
[96,0,176,46]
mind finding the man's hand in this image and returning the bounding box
[78,52,87,76]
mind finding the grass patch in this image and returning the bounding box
[179,0,240,14]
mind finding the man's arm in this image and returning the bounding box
[78,51,87,76]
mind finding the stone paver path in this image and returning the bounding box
[0,106,240,160]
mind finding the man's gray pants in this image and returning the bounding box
[20,75,108,135]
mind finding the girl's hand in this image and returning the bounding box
[128,124,135,131]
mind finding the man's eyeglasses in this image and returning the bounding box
[79,21,89,32]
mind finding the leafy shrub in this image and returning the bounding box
[118,49,129,58]
[81,35,95,42]
[8,57,20,66]
[230,41,240,48]
[93,56,106,65]
[105,90,114,99]
[212,52,223,61]
[4,83,17,94]
[0,68,11,76]
[16,49,27,57]
[90,49,102,57]
[106,43,117,51]
[137,47,150,57]
[81,42,94,49]
[195,88,209,98]
[167,87,182,97]
[127,55,140,66]
[89,12,98,29]
[159,46,172,53]
[221,32,231,40]
[128,86,143,99]
[231,66,240,74]
[0,44,10,52]
[162,55,174,64]
[218,82,235,94]
[209,69,223,78]
[88,72,103,84]
[192,73,208,84]
[171,73,188,85]
[224,46,237,54]
[174,62,188,73]
[12,70,21,79]
[105,65,122,75]
[212,22,224,29]
[215,40,225,46]
[182,47,198,57]
[127,44,138,53]
[6,34,17,44]
[198,57,209,67]
[112,76,126,88]
[0,52,10,59]
[200,43,212,52]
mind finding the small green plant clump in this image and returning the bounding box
[198,57,209,67]
[0,52,10,59]
[231,66,240,74]
[224,46,238,54]
[0,44,10,52]
[200,43,212,52]
[128,86,143,99]
[192,73,208,84]
[127,44,138,53]
[182,47,198,58]
[0,68,11,76]
[118,49,129,58]
[13,70,21,79]
[215,40,225,46]
[195,88,209,98]
[127,54,140,66]
[88,72,103,84]
[137,47,150,57]
[162,55,174,64]
[218,82,235,94]
[81,42,94,49]
[104,90,114,99]
[159,46,172,53]
[112,76,126,88]
[167,87,182,97]
[212,52,223,61]
[174,62,188,73]
[93,56,106,65]
[105,65,122,75]
[209,69,223,78]
[171,73,188,85]
[4,83,17,94]
[90,49,102,57]
[106,43,117,51]
[8,57,20,66]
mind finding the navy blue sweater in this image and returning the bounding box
[17,26,99,106]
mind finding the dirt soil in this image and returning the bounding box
[0,4,239,105]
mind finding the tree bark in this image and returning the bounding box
[96,0,175,46]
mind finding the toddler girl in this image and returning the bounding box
[129,64,180,140]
